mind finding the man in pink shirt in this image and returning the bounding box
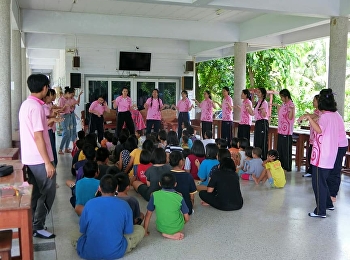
[114,87,135,137]
[19,74,56,239]
[89,95,110,142]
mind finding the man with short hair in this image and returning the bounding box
[19,74,57,239]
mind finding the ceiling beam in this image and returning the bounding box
[189,41,233,56]
[239,14,328,42]
[340,0,350,16]
[120,0,340,17]
[21,9,240,42]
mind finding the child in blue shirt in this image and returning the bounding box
[196,143,219,189]
[242,147,264,182]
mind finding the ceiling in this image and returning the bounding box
[13,0,350,73]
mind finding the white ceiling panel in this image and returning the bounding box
[16,0,348,74]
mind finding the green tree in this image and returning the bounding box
[196,57,234,104]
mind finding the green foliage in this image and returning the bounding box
[196,38,350,125]
[196,57,234,106]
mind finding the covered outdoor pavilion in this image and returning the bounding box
[1,1,350,259]
[0,0,349,148]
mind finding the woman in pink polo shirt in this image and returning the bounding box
[173,90,194,139]
[277,89,295,172]
[144,89,167,135]
[237,89,253,141]
[69,88,83,145]
[246,88,269,159]
[89,96,110,143]
[58,87,73,154]
[220,87,233,145]
[302,89,342,218]
[193,90,216,139]
[114,87,135,137]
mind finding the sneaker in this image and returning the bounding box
[303,173,312,177]
[327,207,335,211]
[308,212,326,218]
[33,230,56,239]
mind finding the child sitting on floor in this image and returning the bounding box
[135,130,144,149]
[143,173,190,240]
[136,150,153,184]
[255,149,286,188]
[115,173,145,225]
[236,138,249,172]
[181,135,190,149]
[242,147,264,182]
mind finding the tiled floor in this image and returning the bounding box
[12,140,350,260]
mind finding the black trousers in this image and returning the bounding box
[89,114,104,143]
[116,111,135,137]
[237,124,251,142]
[312,166,333,216]
[178,112,190,139]
[253,119,269,160]
[199,190,243,211]
[201,121,213,139]
[277,134,293,171]
[221,121,233,146]
[327,146,347,197]
[306,144,313,173]
[146,119,161,135]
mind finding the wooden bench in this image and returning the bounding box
[342,151,350,176]
[81,110,117,132]
[0,229,13,260]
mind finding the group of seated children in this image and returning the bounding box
[70,127,288,258]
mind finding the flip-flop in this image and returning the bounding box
[58,150,64,155]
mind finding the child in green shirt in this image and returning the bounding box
[143,173,190,240]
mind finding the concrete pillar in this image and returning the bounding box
[22,48,27,102]
[0,0,13,148]
[11,30,22,131]
[328,17,348,117]
[233,42,247,121]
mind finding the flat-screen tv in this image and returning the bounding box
[119,51,151,71]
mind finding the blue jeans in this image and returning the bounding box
[59,113,72,150]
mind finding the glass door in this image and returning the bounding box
[158,81,177,107]
[136,81,156,110]
[111,80,131,109]
[87,80,108,104]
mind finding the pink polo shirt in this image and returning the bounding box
[222,96,233,121]
[69,97,78,112]
[278,100,295,135]
[145,97,163,120]
[200,99,214,122]
[240,99,252,125]
[115,96,132,112]
[311,111,340,169]
[59,97,71,114]
[89,100,109,116]
[254,100,268,121]
[19,96,54,165]
[177,98,192,112]
[335,112,348,147]
[309,109,320,145]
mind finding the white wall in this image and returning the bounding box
[60,34,195,123]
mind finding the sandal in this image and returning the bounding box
[64,149,72,153]
[58,150,64,155]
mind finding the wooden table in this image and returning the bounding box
[0,161,25,184]
[212,119,222,139]
[293,129,310,171]
[0,185,33,260]
[0,148,19,160]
